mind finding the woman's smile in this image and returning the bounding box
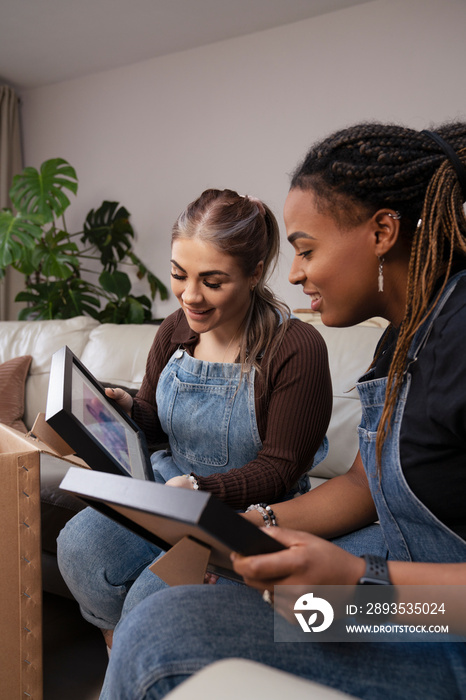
[184,306,214,320]
[304,291,323,312]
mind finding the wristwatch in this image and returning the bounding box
[358,554,392,585]
[354,554,393,621]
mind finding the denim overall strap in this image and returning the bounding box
[151,349,263,482]
[357,271,466,562]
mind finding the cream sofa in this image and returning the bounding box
[0,313,385,699]
[165,659,359,700]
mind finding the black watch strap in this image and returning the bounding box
[358,554,392,585]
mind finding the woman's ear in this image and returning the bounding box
[372,210,402,256]
[251,260,264,288]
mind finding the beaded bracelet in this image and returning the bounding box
[246,504,269,526]
[245,503,277,527]
[264,504,277,527]
[183,474,199,490]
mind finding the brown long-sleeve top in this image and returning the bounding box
[132,309,332,509]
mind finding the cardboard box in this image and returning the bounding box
[0,418,86,700]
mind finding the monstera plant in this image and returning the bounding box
[0,158,168,323]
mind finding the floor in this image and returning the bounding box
[43,592,108,700]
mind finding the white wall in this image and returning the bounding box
[18,0,466,320]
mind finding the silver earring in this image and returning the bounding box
[387,211,401,220]
[378,256,384,293]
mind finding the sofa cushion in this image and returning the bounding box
[0,355,32,432]
[80,322,160,389]
[0,316,100,429]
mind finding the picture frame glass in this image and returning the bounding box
[71,363,141,476]
[46,345,154,481]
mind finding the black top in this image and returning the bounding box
[373,277,466,541]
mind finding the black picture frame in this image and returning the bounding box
[45,345,154,481]
[59,466,285,581]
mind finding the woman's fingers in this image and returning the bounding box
[232,528,316,585]
[105,387,133,414]
[232,527,362,589]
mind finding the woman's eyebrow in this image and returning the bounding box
[287,231,316,243]
[170,259,230,277]
[170,259,187,273]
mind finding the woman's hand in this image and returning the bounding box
[232,528,365,623]
[231,527,365,590]
[105,387,133,416]
[165,475,197,490]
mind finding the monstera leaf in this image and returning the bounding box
[98,295,153,324]
[0,209,43,271]
[98,270,154,323]
[128,251,168,301]
[99,269,132,299]
[31,229,80,279]
[9,158,78,223]
[82,201,134,270]
[16,278,101,320]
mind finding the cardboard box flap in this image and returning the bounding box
[30,412,74,457]
[0,420,89,468]
[0,423,50,454]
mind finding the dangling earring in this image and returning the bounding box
[378,256,384,293]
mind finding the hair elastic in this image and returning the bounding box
[422,130,466,202]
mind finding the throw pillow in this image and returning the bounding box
[0,355,33,433]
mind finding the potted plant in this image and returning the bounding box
[0,158,168,323]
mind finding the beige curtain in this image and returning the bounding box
[0,86,23,320]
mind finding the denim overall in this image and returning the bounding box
[357,270,466,562]
[58,343,329,633]
[151,348,327,495]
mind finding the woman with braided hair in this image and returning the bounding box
[99,123,466,700]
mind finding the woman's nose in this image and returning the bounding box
[289,258,305,286]
[181,281,203,304]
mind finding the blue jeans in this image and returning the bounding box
[57,506,387,630]
[57,508,168,628]
[99,584,466,700]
